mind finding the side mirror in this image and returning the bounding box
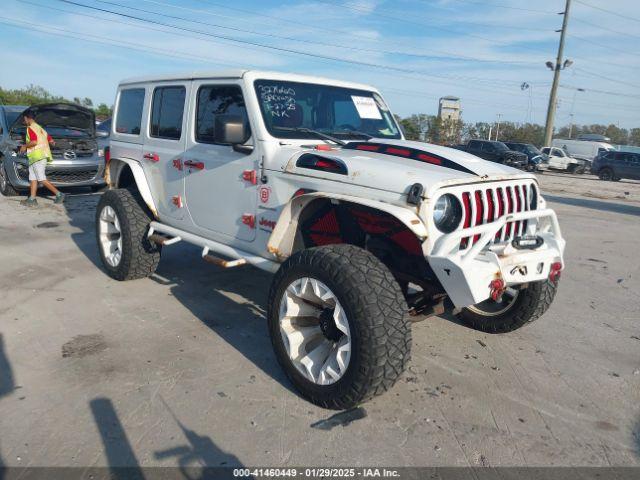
[96,130,109,139]
[215,114,249,145]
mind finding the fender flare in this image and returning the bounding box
[267,192,428,260]
[111,157,158,217]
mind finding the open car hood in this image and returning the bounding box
[11,103,95,137]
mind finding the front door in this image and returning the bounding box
[184,81,258,242]
[142,82,191,221]
[549,148,567,169]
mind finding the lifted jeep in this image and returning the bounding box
[97,70,565,409]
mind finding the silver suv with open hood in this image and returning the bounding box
[0,103,107,196]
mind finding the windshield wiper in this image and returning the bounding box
[327,130,373,140]
[276,127,346,146]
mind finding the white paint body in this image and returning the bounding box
[108,70,565,308]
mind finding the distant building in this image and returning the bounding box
[437,96,462,144]
[438,96,461,122]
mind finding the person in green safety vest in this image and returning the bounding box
[18,111,65,207]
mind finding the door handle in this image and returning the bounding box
[184,160,205,170]
[143,153,159,162]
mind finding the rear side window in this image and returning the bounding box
[468,140,480,148]
[116,88,145,135]
[150,86,186,140]
[196,85,249,144]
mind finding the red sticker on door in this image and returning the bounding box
[259,186,271,204]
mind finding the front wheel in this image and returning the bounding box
[457,279,558,333]
[267,244,411,409]
[0,162,19,197]
[598,168,614,181]
[95,188,161,281]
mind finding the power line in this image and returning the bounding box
[87,0,538,67]
[569,34,640,58]
[435,0,556,15]
[54,0,536,89]
[572,17,640,40]
[390,0,548,31]
[163,0,539,67]
[314,0,555,53]
[574,67,640,90]
[574,0,640,24]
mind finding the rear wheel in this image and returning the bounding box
[458,279,558,333]
[598,168,614,181]
[95,188,160,280]
[268,244,411,409]
[0,162,19,197]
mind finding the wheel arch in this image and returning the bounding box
[109,157,158,218]
[267,193,428,260]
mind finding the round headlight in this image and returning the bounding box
[433,194,462,233]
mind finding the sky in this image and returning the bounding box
[0,0,639,128]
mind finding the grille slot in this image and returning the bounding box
[16,166,98,184]
[456,181,536,250]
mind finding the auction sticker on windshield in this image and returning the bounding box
[351,96,382,119]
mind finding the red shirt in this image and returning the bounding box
[27,127,53,143]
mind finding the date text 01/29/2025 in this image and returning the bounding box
[232,468,401,478]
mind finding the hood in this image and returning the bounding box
[11,103,95,136]
[282,139,532,198]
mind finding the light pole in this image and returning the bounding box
[568,87,585,139]
[495,114,503,141]
[543,0,573,147]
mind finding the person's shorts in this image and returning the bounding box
[28,160,47,182]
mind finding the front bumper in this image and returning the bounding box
[8,155,105,188]
[427,208,565,308]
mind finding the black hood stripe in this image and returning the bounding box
[343,142,478,176]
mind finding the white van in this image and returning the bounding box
[551,138,614,163]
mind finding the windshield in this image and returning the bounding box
[5,111,23,127]
[254,80,401,140]
[494,142,509,151]
[524,145,542,155]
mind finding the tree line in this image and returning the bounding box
[0,85,112,120]
[396,114,640,147]
[3,84,637,146]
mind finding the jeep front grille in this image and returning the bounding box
[450,181,537,250]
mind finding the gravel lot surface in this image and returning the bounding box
[0,173,638,468]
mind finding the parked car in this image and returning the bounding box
[592,150,640,181]
[503,142,549,172]
[541,147,588,173]
[551,138,614,167]
[0,105,28,195]
[455,140,528,169]
[98,70,565,409]
[0,103,106,196]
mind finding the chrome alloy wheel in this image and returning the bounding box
[278,277,351,385]
[98,205,123,267]
[468,287,520,316]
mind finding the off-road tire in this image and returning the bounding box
[95,188,160,281]
[458,279,558,333]
[598,168,614,181]
[0,162,19,197]
[268,244,411,409]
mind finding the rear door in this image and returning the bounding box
[183,81,258,242]
[142,82,191,222]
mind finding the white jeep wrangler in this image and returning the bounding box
[98,70,565,409]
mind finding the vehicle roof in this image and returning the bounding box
[1,105,28,112]
[118,69,379,92]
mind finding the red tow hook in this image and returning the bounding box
[549,262,563,282]
[489,278,506,302]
